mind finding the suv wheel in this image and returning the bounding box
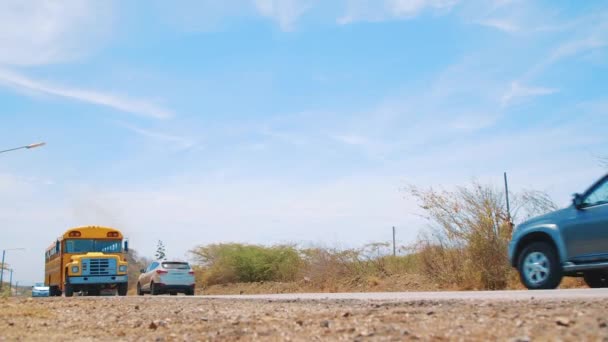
[518,242,562,290]
[583,271,608,288]
[150,282,159,295]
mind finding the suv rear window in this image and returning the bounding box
[161,262,190,270]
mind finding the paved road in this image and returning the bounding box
[197,288,608,301]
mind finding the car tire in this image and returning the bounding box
[186,288,194,296]
[137,283,144,296]
[583,271,608,288]
[517,242,562,290]
[150,282,159,295]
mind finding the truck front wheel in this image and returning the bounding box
[118,283,128,296]
[517,242,562,290]
[64,283,74,297]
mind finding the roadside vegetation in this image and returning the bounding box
[410,182,557,290]
[183,181,570,293]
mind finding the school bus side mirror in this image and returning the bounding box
[124,240,129,253]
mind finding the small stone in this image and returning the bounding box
[320,320,330,328]
[599,321,607,328]
[148,321,158,330]
[296,320,303,326]
[515,320,524,328]
[8,322,14,326]
[342,312,351,318]
[200,317,209,322]
[134,305,139,310]
[427,311,435,316]
[556,317,571,327]
[510,336,530,342]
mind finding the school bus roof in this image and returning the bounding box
[61,226,123,240]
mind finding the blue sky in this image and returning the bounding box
[1,0,607,285]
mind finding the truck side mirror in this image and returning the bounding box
[572,193,583,209]
[140,268,145,273]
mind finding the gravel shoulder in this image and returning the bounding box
[2,296,608,341]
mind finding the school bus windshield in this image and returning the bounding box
[65,239,122,253]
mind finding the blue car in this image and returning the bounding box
[32,283,50,297]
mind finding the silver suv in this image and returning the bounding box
[509,173,608,289]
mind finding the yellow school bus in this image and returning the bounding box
[44,226,129,296]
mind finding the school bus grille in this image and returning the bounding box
[81,258,116,276]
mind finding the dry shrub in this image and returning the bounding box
[411,182,556,290]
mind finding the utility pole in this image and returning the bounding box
[504,172,513,230]
[9,269,13,295]
[0,250,4,289]
[392,226,396,257]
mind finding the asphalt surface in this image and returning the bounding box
[198,288,608,301]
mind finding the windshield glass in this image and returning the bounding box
[34,283,46,287]
[65,239,122,253]
[161,262,190,270]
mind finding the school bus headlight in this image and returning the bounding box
[71,266,79,273]
[119,265,127,273]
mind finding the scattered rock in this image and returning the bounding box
[296,320,304,326]
[556,317,571,327]
[148,321,158,330]
[509,336,530,342]
[342,312,351,318]
[320,320,330,328]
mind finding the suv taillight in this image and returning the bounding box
[156,270,168,274]
[188,271,194,275]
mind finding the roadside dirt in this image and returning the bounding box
[202,274,439,295]
[200,274,586,295]
[2,296,607,341]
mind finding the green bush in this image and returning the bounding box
[190,243,302,285]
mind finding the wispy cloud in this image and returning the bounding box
[118,122,197,150]
[476,18,519,33]
[0,0,113,66]
[252,0,315,31]
[501,81,558,106]
[338,0,458,24]
[0,68,173,119]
